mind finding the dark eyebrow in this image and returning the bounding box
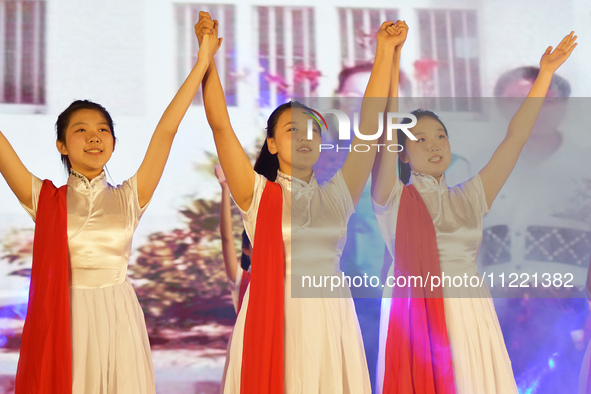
[283,121,294,127]
[70,122,109,128]
[413,128,445,137]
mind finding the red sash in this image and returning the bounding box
[383,184,455,393]
[240,181,284,393]
[16,181,72,393]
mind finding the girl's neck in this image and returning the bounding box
[280,167,313,184]
[71,166,103,181]
[411,170,444,183]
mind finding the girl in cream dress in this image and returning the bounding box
[196,12,408,393]
[371,33,577,393]
[0,21,220,393]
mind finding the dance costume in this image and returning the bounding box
[19,170,155,394]
[374,173,517,394]
[222,170,371,393]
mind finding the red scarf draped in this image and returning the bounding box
[16,180,72,393]
[383,184,455,393]
[240,181,284,393]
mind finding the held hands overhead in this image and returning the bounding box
[195,11,223,61]
[194,16,410,64]
[376,20,408,50]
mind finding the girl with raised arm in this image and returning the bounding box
[215,164,251,313]
[0,21,219,394]
[371,33,577,393]
[197,12,407,393]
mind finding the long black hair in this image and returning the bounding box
[240,230,251,271]
[56,100,116,172]
[397,109,448,184]
[253,101,315,181]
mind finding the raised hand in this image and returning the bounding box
[391,20,408,49]
[195,11,222,59]
[376,20,408,49]
[539,31,577,73]
[195,11,214,46]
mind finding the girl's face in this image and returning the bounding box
[400,116,450,182]
[56,109,115,180]
[267,107,321,179]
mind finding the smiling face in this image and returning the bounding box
[267,107,321,181]
[56,109,115,180]
[400,116,451,181]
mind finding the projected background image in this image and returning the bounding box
[1,0,591,392]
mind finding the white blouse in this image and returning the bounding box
[23,170,148,289]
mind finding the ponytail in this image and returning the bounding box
[253,139,280,182]
[398,157,411,185]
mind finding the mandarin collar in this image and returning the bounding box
[409,171,447,192]
[275,170,318,192]
[68,169,108,191]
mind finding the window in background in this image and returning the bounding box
[416,9,480,111]
[338,7,399,66]
[256,6,317,108]
[175,3,237,106]
[0,0,45,105]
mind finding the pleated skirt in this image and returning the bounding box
[70,279,155,394]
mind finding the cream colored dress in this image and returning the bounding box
[23,170,155,394]
[373,172,518,394]
[221,170,371,393]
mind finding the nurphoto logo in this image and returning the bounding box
[306,110,418,152]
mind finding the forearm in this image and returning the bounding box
[343,44,396,205]
[386,47,401,113]
[357,44,395,135]
[220,185,239,282]
[220,185,234,246]
[202,60,232,133]
[372,49,401,203]
[202,58,254,211]
[135,53,212,206]
[479,32,576,208]
[0,131,32,208]
[153,56,210,137]
[506,68,553,145]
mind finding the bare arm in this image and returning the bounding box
[479,32,577,208]
[0,132,32,209]
[341,21,406,206]
[371,23,407,205]
[135,22,221,208]
[198,13,255,212]
[216,165,239,282]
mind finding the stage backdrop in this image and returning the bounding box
[0,0,590,392]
